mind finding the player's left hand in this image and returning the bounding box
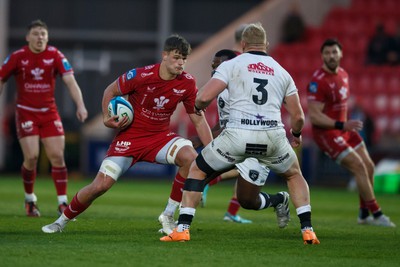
[76,106,88,122]
[290,135,302,148]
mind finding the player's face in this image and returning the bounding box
[164,50,187,76]
[211,55,229,76]
[321,45,342,72]
[26,26,48,53]
[211,56,223,71]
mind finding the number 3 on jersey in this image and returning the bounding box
[253,78,268,105]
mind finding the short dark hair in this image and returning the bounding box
[28,19,48,31]
[320,38,342,52]
[163,34,191,57]
[235,24,248,43]
[214,49,237,60]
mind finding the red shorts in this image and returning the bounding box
[106,131,180,165]
[15,107,64,139]
[312,129,363,160]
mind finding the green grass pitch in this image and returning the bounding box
[0,175,399,267]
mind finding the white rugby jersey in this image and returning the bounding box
[216,89,230,128]
[212,51,298,130]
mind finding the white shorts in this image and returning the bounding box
[236,158,270,186]
[201,127,296,184]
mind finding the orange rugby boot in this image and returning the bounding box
[302,229,320,245]
[160,228,190,242]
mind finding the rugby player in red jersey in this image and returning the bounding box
[0,19,88,217]
[41,34,213,234]
[307,38,395,227]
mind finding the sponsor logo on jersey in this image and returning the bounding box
[54,120,63,133]
[308,82,318,93]
[115,140,131,153]
[339,86,348,99]
[154,96,169,110]
[271,153,290,164]
[216,148,235,162]
[126,69,136,80]
[334,136,346,146]
[141,72,154,78]
[21,121,34,133]
[22,60,29,66]
[43,59,54,65]
[24,83,51,90]
[241,114,278,127]
[31,68,44,80]
[245,143,268,155]
[62,58,72,71]
[172,88,186,95]
[218,96,225,109]
[247,62,274,75]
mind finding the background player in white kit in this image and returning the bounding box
[161,23,319,244]
[192,49,289,225]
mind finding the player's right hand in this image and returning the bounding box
[104,115,129,130]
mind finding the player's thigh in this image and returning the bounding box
[236,175,263,204]
[41,136,65,160]
[200,130,243,172]
[262,132,297,174]
[99,156,133,181]
[19,135,40,159]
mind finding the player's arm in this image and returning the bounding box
[101,80,129,129]
[283,93,304,148]
[307,100,335,129]
[189,122,222,149]
[195,78,226,112]
[308,100,363,131]
[188,112,213,147]
[62,74,88,123]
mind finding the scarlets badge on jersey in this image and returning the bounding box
[126,68,137,80]
[308,82,318,93]
[62,58,72,71]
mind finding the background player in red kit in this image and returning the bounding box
[0,19,88,217]
[41,34,213,234]
[307,38,395,227]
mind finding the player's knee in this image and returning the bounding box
[168,138,195,165]
[24,154,39,165]
[180,147,197,166]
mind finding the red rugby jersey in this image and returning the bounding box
[0,45,73,111]
[307,67,350,125]
[117,63,197,138]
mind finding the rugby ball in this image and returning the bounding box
[108,96,134,125]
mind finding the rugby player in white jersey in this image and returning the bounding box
[161,23,320,245]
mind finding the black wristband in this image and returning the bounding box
[291,130,301,138]
[334,121,344,130]
[194,105,202,112]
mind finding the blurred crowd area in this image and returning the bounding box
[1,0,399,187]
